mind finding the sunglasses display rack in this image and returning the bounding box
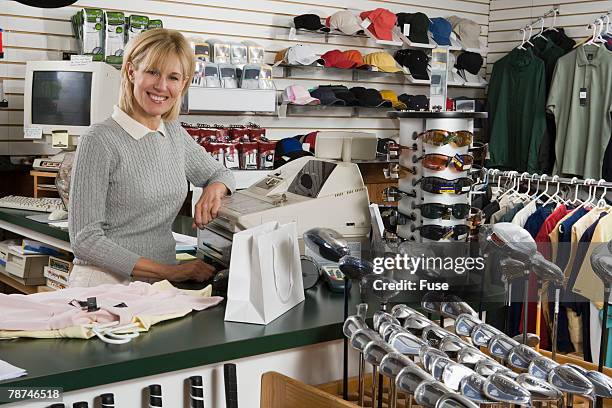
[388,111,488,243]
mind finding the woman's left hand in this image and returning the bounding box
[193,182,229,229]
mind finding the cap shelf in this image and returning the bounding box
[387,111,488,119]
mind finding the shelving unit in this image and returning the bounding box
[183,87,277,114]
[30,170,58,198]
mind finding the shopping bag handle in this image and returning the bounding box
[271,240,294,304]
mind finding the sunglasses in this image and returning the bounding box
[416,224,470,241]
[414,177,472,195]
[416,154,474,172]
[414,203,471,220]
[418,130,473,148]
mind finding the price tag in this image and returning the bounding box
[461,186,471,192]
[451,154,465,170]
[442,229,454,240]
[403,24,411,36]
[579,87,588,106]
[361,18,372,29]
[70,55,93,66]
[457,233,468,240]
[24,127,43,139]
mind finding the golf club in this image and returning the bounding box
[454,313,482,337]
[483,372,532,406]
[380,352,414,408]
[364,339,395,408]
[435,393,480,408]
[548,364,595,408]
[351,328,381,407]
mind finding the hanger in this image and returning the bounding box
[567,177,581,206]
[576,179,597,211]
[535,174,550,202]
[534,18,548,41]
[525,25,535,47]
[521,172,533,199]
[545,9,560,32]
[585,19,604,47]
[530,174,542,200]
[591,179,607,208]
[498,171,520,201]
[597,179,610,209]
[518,28,528,49]
[543,175,561,206]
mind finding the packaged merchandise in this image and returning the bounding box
[147,19,163,29]
[218,64,238,88]
[81,8,105,61]
[207,39,231,63]
[223,143,240,169]
[230,43,248,65]
[127,15,149,44]
[238,142,259,170]
[258,139,276,169]
[242,40,265,64]
[103,11,125,65]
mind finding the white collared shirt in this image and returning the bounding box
[111,105,166,140]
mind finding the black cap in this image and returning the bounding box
[100,393,114,405]
[350,87,392,108]
[456,52,483,75]
[394,49,429,80]
[396,12,430,44]
[294,14,329,32]
[72,403,88,408]
[310,87,345,106]
[190,376,203,386]
[319,85,359,106]
[48,405,65,408]
[398,94,429,111]
[15,0,78,7]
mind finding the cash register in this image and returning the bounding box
[197,157,371,266]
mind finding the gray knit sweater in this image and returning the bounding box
[68,118,236,277]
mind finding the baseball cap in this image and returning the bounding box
[448,16,481,49]
[363,51,403,73]
[350,87,392,108]
[342,50,371,69]
[446,53,465,85]
[380,90,407,110]
[294,14,329,32]
[275,44,322,66]
[398,94,429,111]
[321,85,358,106]
[326,10,363,35]
[456,52,483,75]
[274,137,313,168]
[396,12,430,44]
[282,85,321,105]
[429,17,452,46]
[310,87,346,105]
[320,49,357,69]
[360,8,397,41]
[394,49,429,80]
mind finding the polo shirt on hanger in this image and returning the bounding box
[563,207,607,278]
[547,45,612,179]
[488,47,547,173]
[511,200,538,227]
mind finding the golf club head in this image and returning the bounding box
[500,257,527,282]
[483,373,532,406]
[586,370,612,398]
[548,365,594,398]
[361,274,400,305]
[380,351,413,379]
[431,356,455,381]
[512,333,540,348]
[415,380,454,408]
[420,346,449,372]
[373,311,400,332]
[471,323,502,347]
[440,336,470,360]
[343,315,367,339]
[460,373,496,403]
[507,344,541,370]
[490,223,537,263]
[474,359,511,378]
[391,304,424,324]
[435,393,480,408]
[338,256,375,280]
[396,364,435,395]
[423,324,456,348]
[530,253,564,286]
[442,362,475,391]
[303,227,350,262]
[382,323,405,343]
[454,313,482,337]
[355,302,368,320]
[440,301,478,319]
[565,363,588,376]
[363,339,395,367]
[422,291,445,314]
[590,243,612,287]
[405,314,434,336]
[516,373,563,401]
[350,328,380,352]
[528,356,559,380]
[457,347,490,369]
[489,334,520,359]
[389,331,427,356]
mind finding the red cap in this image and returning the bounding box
[359,8,396,41]
[320,49,358,69]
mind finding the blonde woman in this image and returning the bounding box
[68,29,235,287]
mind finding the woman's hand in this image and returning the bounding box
[193,182,229,229]
[170,259,216,282]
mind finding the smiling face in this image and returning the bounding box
[127,54,186,120]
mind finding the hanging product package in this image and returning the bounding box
[148,19,163,30]
[81,8,105,61]
[104,11,125,65]
[127,15,149,43]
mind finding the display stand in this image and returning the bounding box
[387,111,487,242]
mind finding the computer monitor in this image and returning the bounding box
[23,61,121,146]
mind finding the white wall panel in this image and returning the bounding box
[487,0,612,73]
[1,0,490,155]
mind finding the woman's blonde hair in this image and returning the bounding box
[119,28,195,121]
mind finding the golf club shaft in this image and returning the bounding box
[371,366,378,408]
[536,286,542,352]
[596,291,610,408]
[552,288,560,360]
[377,372,384,408]
[523,272,529,345]
[358,354,365,407]
[389,381,396,408]
[505,282,512,335]
[343,277,349,401]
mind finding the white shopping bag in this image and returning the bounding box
[224,221,305,325]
